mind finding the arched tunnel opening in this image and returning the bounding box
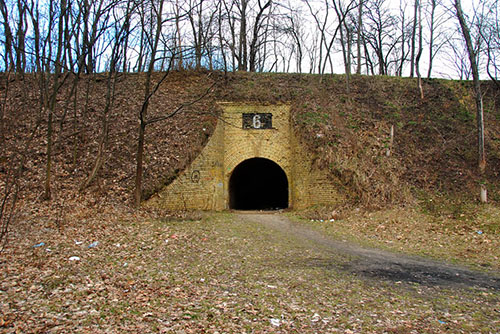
[229,158,289,210]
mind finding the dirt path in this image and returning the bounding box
[238,212,500,291]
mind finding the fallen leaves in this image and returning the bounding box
[0,199,499,333]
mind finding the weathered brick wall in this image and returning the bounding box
[291,132,344,209]
[147,103,344,211]
[146,111,225,210]
[221,103,292,208]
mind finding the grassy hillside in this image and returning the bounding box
[219,72,500,206]
[1,71,499,210]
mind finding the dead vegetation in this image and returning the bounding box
[289,75,500,208]
[1,211,499,333]
[0,71,218,207]
[1,71,499,212]
[1,72,500,333]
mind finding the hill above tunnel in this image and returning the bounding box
[1,71,499,209]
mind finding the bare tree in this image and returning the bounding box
[479,1,500,85]
[415,0,423,98]
[426,0,437,78]
[220,0,238,71]
[134,0,221,206]
[0,0,15,71]
[237,0,248,70]
[216,0,229,73]
[78,0,115,74]
[121,0,133,72]
[173,0,184,69]
[286,6,305,73]
[445,38,471,79]
[305,31,319,73]
[188,0,217,70]
[248,0,272,72]
[0,104,41,250]
[410,0,418,77]
[303,0,329,74]
[454,0,486,201]
[304,0,356,76]
[356,0,364,74]
[364,0,399,75]
[80,0,135,191]
[41,0,71,200]
[15,0,27,74]
[135,0,166,206]
[333,0,358,91]
[395,0,410,76]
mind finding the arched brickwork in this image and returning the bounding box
[146,103,344,211]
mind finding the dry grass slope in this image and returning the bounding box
[0,71,499,209]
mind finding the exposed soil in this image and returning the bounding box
[239,213,500,291]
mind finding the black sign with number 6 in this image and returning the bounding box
[242,113,272,129]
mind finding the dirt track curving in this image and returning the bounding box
[238,213,500,291]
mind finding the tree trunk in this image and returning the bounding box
[135,0,164,207]
[197,0,204,69]
[135,122,146,206]
[79,72,114,191]
[427,0,436,78]
[346,25,352,92]
[238,0,248,71]
[454,0,486,177]
[81,0,91,73]
[415,0,423,99]
[136,3,145,72]
[44,103,53,200]
[218,1,228,75]
[16,0,27,74]
[71,81,79,170]
[356,0,363,74]
[248,0,272,72]
[0,0,15,71]
[122,0,132,73]
[175,0,183,70]
[397,3,406,77]
[410,0,418,77]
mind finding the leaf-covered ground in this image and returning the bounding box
[1,72,500,333]
[1,206,499,333]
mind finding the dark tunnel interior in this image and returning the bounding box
[229,158,288,210]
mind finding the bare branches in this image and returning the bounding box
[147,81,217,125]
[454,0,486,181]
[0,0,498,77]
[0,102,41,250]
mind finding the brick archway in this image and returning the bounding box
[147,103,343,211]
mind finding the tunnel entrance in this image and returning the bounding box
[229,158,288,210]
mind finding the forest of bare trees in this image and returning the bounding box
[0,0,499,79]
